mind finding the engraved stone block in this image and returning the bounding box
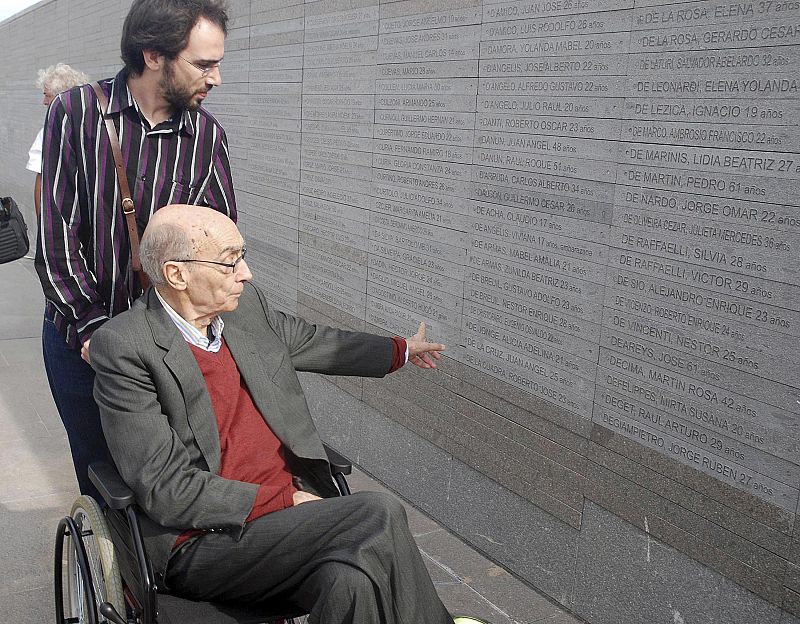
[478,53,629,77]
[474,166,616,204]
[299,217,370,250]
[481,8,632,39]
[373,179,470,215]
[380,6,482,33]
[373,138,473,163]
[618,163,799,207]
[375,124,474,146]
[611,207,800,286]
[377,108,475,129]
[474,147,617,182]
[304,51,378,68]
[368,253,464,296]
[450,343,592,415]
[373,154,472,182]
[369,267,463,311]
[463,298,599,360]
[465,264,603,323]
[299,276,367,318]
[477,130,621,164]
[367,281,462,326]
[366,296,463,346]
[303,120,374,137]
[377,60,479,79]
[482,0,630,23]
[299,251,368,293]
[368,238,466,282]
[376,92,479,112]
[629,19,800,53]
[479,94,621,118]
[305,36,379,57]
[373,168,472,199]
[302,157,373,181]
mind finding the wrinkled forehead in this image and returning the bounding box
[186,219,242,256]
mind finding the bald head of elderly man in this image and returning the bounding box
[90,205,486,623]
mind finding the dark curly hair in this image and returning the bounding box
[121,0,229,75]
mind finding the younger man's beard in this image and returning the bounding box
[159,59,209,112]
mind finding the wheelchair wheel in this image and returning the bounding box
[55,495,125,623]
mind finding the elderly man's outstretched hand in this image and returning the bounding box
[406,322,445,369]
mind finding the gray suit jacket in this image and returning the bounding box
[91,284,393,579]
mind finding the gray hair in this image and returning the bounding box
[140,222,193,286]
[36,63,89,94]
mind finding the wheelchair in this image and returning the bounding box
[54,445,353,624]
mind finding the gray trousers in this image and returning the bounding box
[165,491,453,624]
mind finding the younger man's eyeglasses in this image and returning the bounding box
[178,55,222,77]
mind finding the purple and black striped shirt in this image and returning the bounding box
[35,69,236,348]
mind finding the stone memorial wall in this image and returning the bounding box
[1,1,799,622]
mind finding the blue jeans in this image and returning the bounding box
[42,318,109,501]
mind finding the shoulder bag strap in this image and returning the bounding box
[90,81,150,294]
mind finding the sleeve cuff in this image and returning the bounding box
[76,313,110,345]
[389,336,407,373]
[246,483,298,522]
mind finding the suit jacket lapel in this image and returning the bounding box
[223,322,298,447]
[146,290,222,472]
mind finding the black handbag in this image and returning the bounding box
[0,196,30,264]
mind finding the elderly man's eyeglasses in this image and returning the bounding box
[178,55,222,77]
[167,248,247,273]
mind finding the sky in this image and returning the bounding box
[0,0,41,23]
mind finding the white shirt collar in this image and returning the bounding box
[154,288,224,353]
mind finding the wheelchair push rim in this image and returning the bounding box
[54,495,125,624]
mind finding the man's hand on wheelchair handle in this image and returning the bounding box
[406,322,445,369]
[81,339,92,365]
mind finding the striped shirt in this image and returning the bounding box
[35,69,236,348]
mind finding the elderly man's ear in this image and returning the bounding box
[162,262,189,291]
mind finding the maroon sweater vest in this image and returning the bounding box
[175,340,296,548]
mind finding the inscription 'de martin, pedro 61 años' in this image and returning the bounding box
[211,0,800,518]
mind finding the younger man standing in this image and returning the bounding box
[35,0,236,499]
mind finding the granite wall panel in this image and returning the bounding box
[3,0,799,621]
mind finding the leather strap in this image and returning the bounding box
[90,81,150,294]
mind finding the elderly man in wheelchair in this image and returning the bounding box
[55,205,488,624]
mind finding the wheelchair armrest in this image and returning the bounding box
[88,461,137,510]
[323,444,352,475]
